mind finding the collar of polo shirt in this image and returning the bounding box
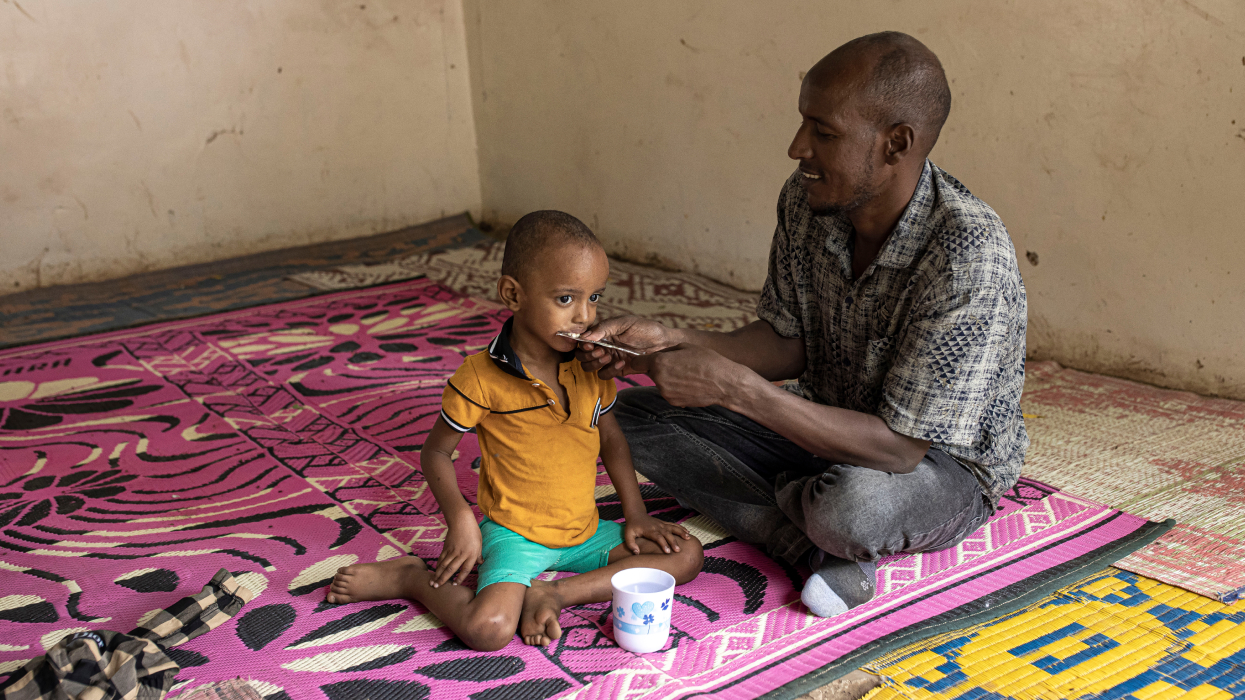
[487,317,576,380]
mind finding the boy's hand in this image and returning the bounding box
[623,513,692,555]
[432,512,483,588]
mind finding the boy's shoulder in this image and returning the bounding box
[448,349,514,391]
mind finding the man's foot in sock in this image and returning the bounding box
[800,549,876,618]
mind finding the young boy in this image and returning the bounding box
[327,210,703,651]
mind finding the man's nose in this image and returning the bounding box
[788,123,812,161]
[573,300,592,323]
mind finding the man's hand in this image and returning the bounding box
[629,344,751,410]
[431,511,483,588]
[623,513,692,555]
[576,316,677,379]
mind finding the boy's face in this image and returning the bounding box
[503,243,609,355]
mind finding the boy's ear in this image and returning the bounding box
[497,275,523,311]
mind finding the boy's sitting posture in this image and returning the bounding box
[327,210,703,651]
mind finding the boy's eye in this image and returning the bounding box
[589,293,601,303]
[558,295,573,304]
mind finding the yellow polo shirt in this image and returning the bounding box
[439,319,618,548]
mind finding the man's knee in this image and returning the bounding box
[800,467,899,561]
[798,461,986,560]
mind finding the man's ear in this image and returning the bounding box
[497,275,523,311]
[883,123,916,164]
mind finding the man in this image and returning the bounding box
[577,31,1028,618]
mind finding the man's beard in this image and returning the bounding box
[809,184,877,216]
[809,155,877,216]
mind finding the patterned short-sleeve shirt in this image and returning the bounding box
[757,160,1028,506]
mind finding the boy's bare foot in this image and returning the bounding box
[327,557,427,604]
[519,580,564,646]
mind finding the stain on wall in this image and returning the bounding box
[0,0,481,293]
[462,0,1245,399]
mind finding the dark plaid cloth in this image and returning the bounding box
[127,569,252,649]
[2,569,252,700]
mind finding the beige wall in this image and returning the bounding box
[1,0,480,292]
[463,0,1245,398]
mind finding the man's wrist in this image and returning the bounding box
[664,325,692,347]
[723,366,776,416]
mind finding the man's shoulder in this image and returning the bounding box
[924,164,1019,286]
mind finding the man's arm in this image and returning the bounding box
[580,318,929,473]
[675,321,807,381]
[629,342,930,473]
[578,318,804,381]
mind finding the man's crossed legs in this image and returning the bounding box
[614,387,992,616]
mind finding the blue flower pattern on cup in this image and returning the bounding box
[615,597,674,637]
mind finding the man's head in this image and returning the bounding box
[498,210,609,354]
[789,32,951,215]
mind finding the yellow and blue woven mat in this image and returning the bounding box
[866,568,1245,699]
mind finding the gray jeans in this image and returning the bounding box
[613,387,992,566]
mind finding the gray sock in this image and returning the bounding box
[800,549,877,618]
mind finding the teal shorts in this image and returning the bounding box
[477,517,624,591]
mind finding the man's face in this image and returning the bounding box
[787,74,882,216]
[513,243,609,355]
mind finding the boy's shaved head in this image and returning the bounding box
[501,210,602,282]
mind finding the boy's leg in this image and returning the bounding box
[520,534,704,646]
[328,558,527,652]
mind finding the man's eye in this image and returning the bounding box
[558,295,573,304]
[589,293,601,303]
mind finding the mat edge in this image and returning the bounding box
[0,223,486,353]
[755,517,1176,700]
[0,276,453,356]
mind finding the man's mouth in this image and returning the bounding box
[799,168,822,181]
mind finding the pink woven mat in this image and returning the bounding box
[0,280,1159,699]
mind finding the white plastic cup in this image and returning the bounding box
[610,567,676,653]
